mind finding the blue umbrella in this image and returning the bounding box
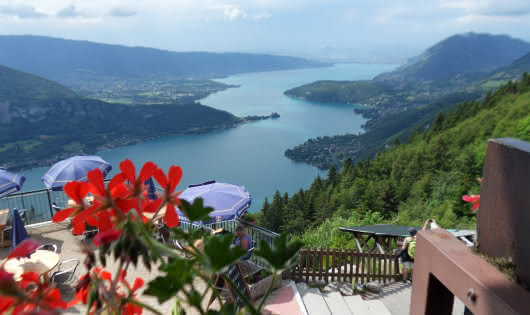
[178,180,251,224]
[11,209,28,251]
[0,169,25,198]
[41,156,112,191]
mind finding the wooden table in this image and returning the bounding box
[3,250,60,281]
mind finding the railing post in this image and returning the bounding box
[46,190,54,219]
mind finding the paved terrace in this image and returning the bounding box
[0,223,222,314]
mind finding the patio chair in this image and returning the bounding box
[37,244,58,253]
[82,223,98,242]
[51,259,80,285]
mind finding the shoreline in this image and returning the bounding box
[6,113,280,172]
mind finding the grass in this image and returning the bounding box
[63,141,83,152]
[0,139,42,152]
[481,80,507,89]
[99,97,134,105]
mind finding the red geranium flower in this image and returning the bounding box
[16,272,68,312]
[120,159,157,199]
[153,166,183,227]
[93,229,122,246]
[7,239,40,260]
[52,181,90,223]
[463,194,480,211]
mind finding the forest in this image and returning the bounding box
[256,74,530,248]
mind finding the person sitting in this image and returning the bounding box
[234,225,253,260]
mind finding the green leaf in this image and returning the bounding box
[255,233,303,272]
[144,258,195,303]
[179,198,214,222]
[202,234,246,273]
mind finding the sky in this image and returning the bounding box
[1,0,530,62]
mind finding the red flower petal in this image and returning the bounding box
[64,181,86,204]
[144,199,162,213]
[100,270,112,281]
[132,278,144,292]
[462,195,480,203]
[88,169,106,197]
[153,168,168,189]
[139,162,157,183]
[168,166,183,192]
[164,204,179,228]
[52,208,76,223]
[472,201,480,211]
[120,159,137,183]
[93,229,121,246]
[108,173,127,191]
[8,239,40,259]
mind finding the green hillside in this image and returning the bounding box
[0,64,78,102]
[258,74,530,248]
[0,64,242,170]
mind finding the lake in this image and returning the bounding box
[19,63,396,212]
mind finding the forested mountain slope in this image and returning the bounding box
[0,64,242,170]
[258,74,530,248]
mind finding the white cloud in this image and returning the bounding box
[252,11,271,20]
[57,4,80,18]
[0,4,47,19]
[108,7,136,17]
[223,7,247,21]
[440,0,530,17]
[373,7,409,24]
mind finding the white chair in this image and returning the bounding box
[51,259,80,285]
[37,244,58,253]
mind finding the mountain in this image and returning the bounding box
[0,64,242,170]
[283,33,530,169]
[0,64,78,102]
[0,35,326,86]
[485,51,530,82]
[375,33,530,83]
[257,75,530,247]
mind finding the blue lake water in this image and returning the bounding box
[19,63,396,212]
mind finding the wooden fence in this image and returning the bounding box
[285,248,401,284]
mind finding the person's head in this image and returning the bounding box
[408,227,417,237]
[236,225,246,236]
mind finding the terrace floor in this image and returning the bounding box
[0,222,222,314]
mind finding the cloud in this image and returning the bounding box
[440,0,530,17]
[57,4,80,18]
[224,7,247,21]
[108,7,137,18]
[0,4,47,19]
[373,7,410,24]
[252,11,272,20]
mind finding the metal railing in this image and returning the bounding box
[180,219,279,268]
[0,188,69,225]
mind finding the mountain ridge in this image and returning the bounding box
[0,35,327,87]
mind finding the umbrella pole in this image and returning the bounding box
[46,190,54,220]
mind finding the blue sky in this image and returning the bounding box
[1,0,529,62]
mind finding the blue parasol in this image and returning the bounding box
[145,177,157,200]
[41,156,112,191]
[11,209,28,251]
[178,180,251,224]
[0,169,25,198]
